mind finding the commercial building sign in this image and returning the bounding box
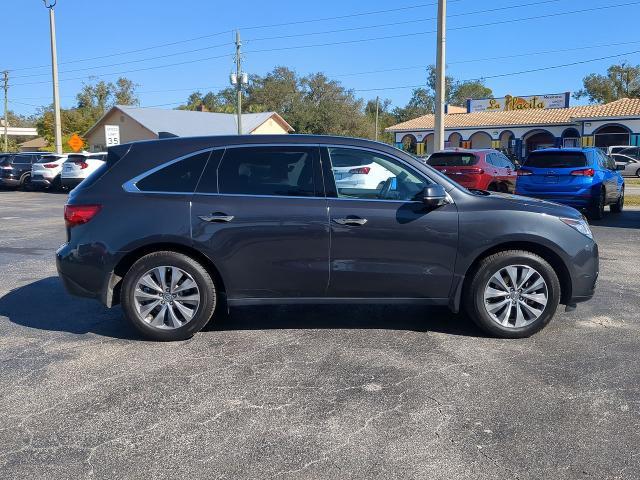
[468,93,570,113]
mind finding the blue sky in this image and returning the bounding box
[4,0,640,116]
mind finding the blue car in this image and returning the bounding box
[515,148,625,219]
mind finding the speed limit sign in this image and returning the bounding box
[105,125,120,147]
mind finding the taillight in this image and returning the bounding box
[74,160,89,169]
[43,163,58,168]
[571,168,595,177]
[459,167,484,175]
[349,167,371,174]
[64,204,101,228]
[517,169,533,176]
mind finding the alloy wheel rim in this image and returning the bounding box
[483,264,548,328]
[133,266,200,330]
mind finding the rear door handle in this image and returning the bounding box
[333,217,368,226]
[199,213,235,223]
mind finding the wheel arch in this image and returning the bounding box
[106,242,227,307]
[450,240,572,312]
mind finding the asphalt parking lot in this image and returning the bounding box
[0,190,639,480]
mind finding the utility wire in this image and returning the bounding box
[6,0,467,72]
[352,49,640,92]
[10,0,562,79]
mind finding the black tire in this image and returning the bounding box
[463,250,561,339]
[610,187,624,214]
[121,251,217,341]
[487,183,498,192]
[19,173,32,191]
[51,175,62,191]
[588,188,605,220]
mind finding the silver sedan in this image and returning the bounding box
[612,154,640,177]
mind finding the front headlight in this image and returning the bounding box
[559,217,593,240]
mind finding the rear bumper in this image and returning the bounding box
[31,176,53,187]
[0,178,20,187]
[62,177,83,189]
[514,191,595,208]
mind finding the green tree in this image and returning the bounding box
[574,62,640,103]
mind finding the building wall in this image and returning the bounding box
[86,109,156,151]
[251,117,289,135]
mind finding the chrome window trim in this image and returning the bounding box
[121,142,449,204]
[122,147,215,194]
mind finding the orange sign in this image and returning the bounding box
[68,134,84,152]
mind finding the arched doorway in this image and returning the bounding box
[401,134,417,154]
[424,134,435,155]
[469,131,492,149]
[594,124,630,148]
[562,128,581,148]
[499,131,515,154]
[447,132,462,149]
[524,130,555,154]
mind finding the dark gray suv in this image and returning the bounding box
[56,135,598,341]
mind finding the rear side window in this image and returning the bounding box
[217,146,318,197]
[136,151,211,193]
[0,155,12,166]
[427,153,478,166]
[13,155,34,164]
[525,151,587,168]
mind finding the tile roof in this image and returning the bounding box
[386,98,640,132]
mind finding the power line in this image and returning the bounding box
[352,49,640,92]
[9,0,636,88]
[244,1,640,56]
[244,0,567,43]
[10,0,558,80]
[6,0,465,73]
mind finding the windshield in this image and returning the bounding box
[427,153,478,167]
[524,151,587,168]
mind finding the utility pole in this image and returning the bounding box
[2,71,8,152]
[235,31,243,135]
[434,0,446,153]
[44,0,63,154]
[375,96,380,142]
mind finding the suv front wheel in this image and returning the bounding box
[464,250,561,338]
[121,251,217,341]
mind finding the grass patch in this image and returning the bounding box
[625,178,640,186]
[626,194,640,207]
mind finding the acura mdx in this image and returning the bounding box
[56,135,598,341]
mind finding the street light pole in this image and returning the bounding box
[235,31,242,136]
[2,71,8,151]
[434,0,447,153]
[44,0,63,154]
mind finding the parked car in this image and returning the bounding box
[612,153,640,177]
[57,135,599,341]
[427,148,517,193]
[607,145,640,160]
[61,152,107,189]
[0,152,44,189]
[31,154,68,190]
[515,148,624,220]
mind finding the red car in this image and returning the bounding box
[426,149,517,193]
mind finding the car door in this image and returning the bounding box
[499,153,517,192]
[190,145,330,301]
[322,146,458,300]
[597,151,619,203]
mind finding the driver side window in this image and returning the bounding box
[328,147,430,201]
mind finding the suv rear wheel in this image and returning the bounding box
[121,251,217,341]
[589,189,606,220]
[610,187,624,213]
[463,250,561,338]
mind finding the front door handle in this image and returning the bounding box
[199,213,235,223]
[334,217,368,226]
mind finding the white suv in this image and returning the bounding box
[61,152,107,189]
[31,154,68,190]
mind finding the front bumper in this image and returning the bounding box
[567,242,599,304]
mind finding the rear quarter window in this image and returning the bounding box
[427,153,478,166]
[525,151,587,168]
[135,150,211,193]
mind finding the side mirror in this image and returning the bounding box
[422,184,448,208]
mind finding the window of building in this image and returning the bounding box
[136,150,211,193]
[217,147,318,197]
